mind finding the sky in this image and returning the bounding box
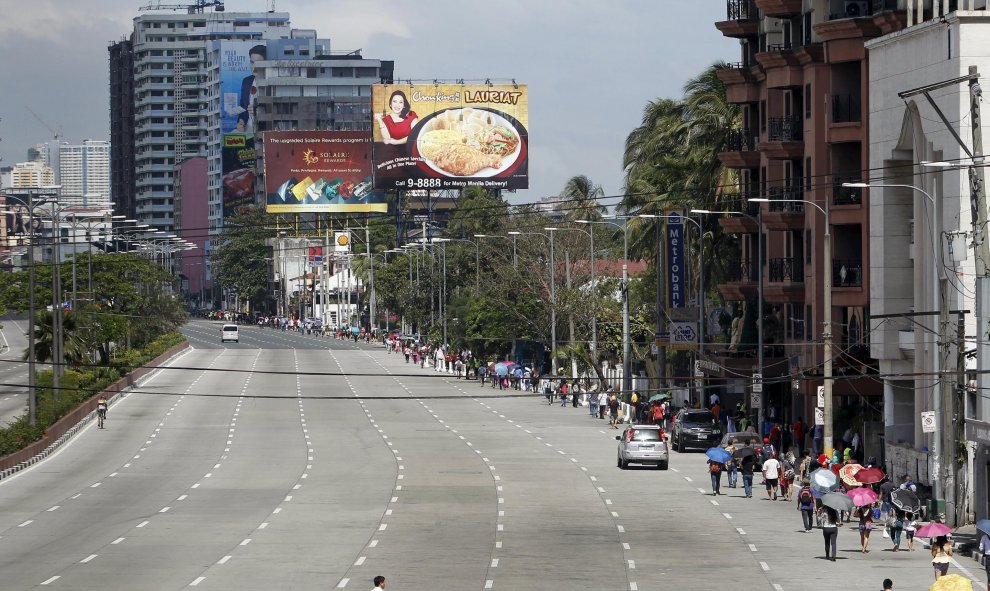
[0,0,735,204]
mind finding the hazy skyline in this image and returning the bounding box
[0,0,734,203]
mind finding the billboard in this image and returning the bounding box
[222,133,257,218]
[665,210,687,309]
[263,131,387,213]
[219,41,266,135]
[371,83,529,190]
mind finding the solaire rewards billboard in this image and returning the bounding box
[371,83,529,190]
[263,131,387,213]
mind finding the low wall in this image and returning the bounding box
[0,341,189,478]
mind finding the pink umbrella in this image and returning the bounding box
[915,523,953,538]
[847,487,878,507]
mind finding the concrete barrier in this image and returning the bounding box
[0,341,189,479]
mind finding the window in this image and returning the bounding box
[805,84,812,118]
[805,230,811,263]
[805,157,812,192]
[806,305,813,341]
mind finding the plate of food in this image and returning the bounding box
[412,107,527,178]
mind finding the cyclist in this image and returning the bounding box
[96,397,108,429]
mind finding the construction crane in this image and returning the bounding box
[24,106,63,142]
[139,0,224,13]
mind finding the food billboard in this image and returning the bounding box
[371,83,529,190]
[263,131,387,213]
[222,133,257,218]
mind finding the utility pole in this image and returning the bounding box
[566,250,576,379]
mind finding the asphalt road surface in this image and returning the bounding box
[0,318,33,426]
[0,319,982,590]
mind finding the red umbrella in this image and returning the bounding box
[854,467,885,484]
[915,523,953,538]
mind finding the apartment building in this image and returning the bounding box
[59,140,111,209]
[701,0,912,461]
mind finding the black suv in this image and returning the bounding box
[670,409,722,452]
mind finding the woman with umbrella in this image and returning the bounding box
[930,534,954,580]
[854,501,876,553]
[706,447,731,496]
[818,505,840,561]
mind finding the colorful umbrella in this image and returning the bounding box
[854,467,885,484]
[915,522,953,538]
[839,463,864,487]
[810,467,839,490]
[822,491,854,512]
[890,488,922,513]
[847,487,878,507]
[929,573,974,591]
[706,447,732,464]
[977,519,990,533]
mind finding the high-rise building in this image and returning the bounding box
[10,161,55,188]
[108,9,293,232]
[59,140,111,209]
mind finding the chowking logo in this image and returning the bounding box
[302,148,319,165]
[224,135,246,147]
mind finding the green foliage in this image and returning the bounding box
[211,207,275,310]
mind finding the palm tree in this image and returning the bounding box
[24,310,87,366]
[560,175,607,221]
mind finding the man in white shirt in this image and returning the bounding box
[762,452,782,500]
[371,575,386,590]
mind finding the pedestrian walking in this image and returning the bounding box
[589,389,599,417]
[820,506,839,561]
[559,381,568,407]
[708,458,723,496]
[856,504,874,553]
[931,535,953,580]
[797,480,815,532]
[598,390,608,419]
[371,575,386,589]
[740,444,756,498]
[608,395,620,429]
[888,510,904,551]
[903,513,916,551]
[725,439,738,488]
[882,578,893,590]
[762,452,781,500]
[978,529,990,591]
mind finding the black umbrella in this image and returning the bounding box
[732,447,757,460]
[890,488,921,513]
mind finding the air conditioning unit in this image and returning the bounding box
[844,1,869,17]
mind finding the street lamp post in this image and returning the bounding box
[844,180,948,516]
[507,230,558,375]
[750,196,831,454]
[571,222,599,364]
[694,208,763,426]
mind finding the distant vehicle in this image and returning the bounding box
[719,431,765,470]
[221,324,239,343]
[670,409,721,452]
[616,424,669,470]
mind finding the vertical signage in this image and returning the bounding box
[666,210,686,309]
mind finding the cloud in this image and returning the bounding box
[0,0,131,43]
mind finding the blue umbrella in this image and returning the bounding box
[977,519,990,533]
[706,447,732,464]
[494,363,510,377]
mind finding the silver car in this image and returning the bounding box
[616,425,669,470]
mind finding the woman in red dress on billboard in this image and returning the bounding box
[375,90,419,144]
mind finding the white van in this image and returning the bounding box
[221,324,239,343]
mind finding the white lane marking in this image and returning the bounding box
[123,463,131,468]
[204,473,212,478]
[91,482,102,488]
[491,558,499,568]
[710,500,719,506]
[484,581,494,589]
[111,537,125,545]
[191,483,200,489]
[369,540,378,548]
[137,520,149,528]
[80,554,98,563]
[723,513,733,520]
[737,528,747,535]
[628,560,635,569]
[385,509,392,516]
[354,556,366,566]
[622,542,631,550]
[159,507,170,513]
[630,584,639,591]
[684,477,693,483]
[495,541,503,549]
[70,494,81,499]
[617,525,625,533]
[109,472,118,477]
[217,555,232,564]
[697,488,707,494]
[772,585,784,591]
[40,576,60,585]
[18,520,33,527]
[258,522,269,529]
[759,561,770,571]
[671,467,680,472]
[590,476,598,482]
[378,524,387,531]
[177,495,187,501]
[273,507,282,514]
[611,511,619,518]
[284,495,293,502]
[605,500,613,505]
[497,524,504,531]
[47,506,59,512]
[391,497,398,503]
[293,484,302,490]
[239,538,251,546]
[337,579,350,588]
[597,486,606,493]
[190,576,206,586]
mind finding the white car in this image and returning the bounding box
[221,324,239,343]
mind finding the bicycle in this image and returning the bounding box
[97,399,108,429]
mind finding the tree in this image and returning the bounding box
[560,175,607,222]
[211,207,275,311]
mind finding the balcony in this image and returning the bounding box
[768,257,801,282]
[755,0,802,17]
[715,194,761,234]
[717,63,760,104]
[719,128,761,169]
[761,116,804,159]
[755,42,803,89]
[833,177,862,206]
[717,257,759,302]
[762,186,805,230]
[831,94,861,123]
[833,259,863,287]
[765,257,805,302]
[715,0,759,38]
